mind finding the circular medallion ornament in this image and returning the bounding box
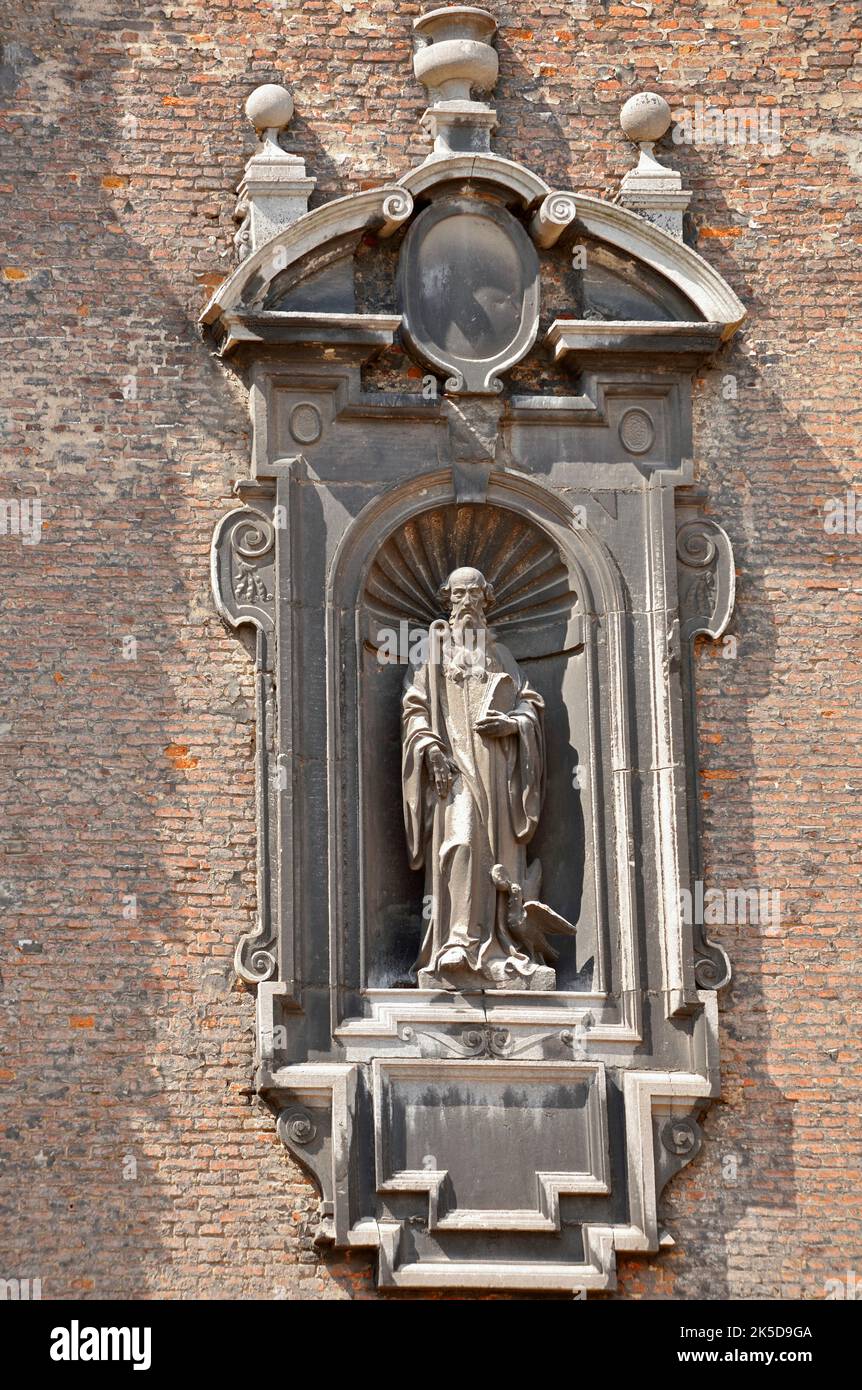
[618,406,655,455]
[661,1117,699,1157]
[289,401,323,445]
[277,1106,317,1147]
[398,197,540,394]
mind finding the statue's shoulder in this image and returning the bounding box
[402,658,428,694]
[492,640,520,674]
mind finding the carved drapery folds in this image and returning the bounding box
[204,8,744,1294]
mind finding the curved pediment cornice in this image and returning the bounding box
[202,152,744,348]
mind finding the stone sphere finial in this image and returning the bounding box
[245,83,294,135]
[620,91,672,146]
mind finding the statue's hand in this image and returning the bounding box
[426,744,455,799]
[475,713,518,738]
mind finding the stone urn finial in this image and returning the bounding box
[413,6,498,103]
[413,7,499,156]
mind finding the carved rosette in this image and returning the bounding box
[661,1115,701,1158]
[277,1105,317,1147]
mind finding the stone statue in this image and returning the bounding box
[401,566,575,991]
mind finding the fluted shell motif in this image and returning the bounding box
[364,504,575,638]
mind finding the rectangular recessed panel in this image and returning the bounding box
[375,1061,608,1226]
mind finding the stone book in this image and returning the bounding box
[477,671,517,722]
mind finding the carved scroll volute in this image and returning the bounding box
[212,503,278,985]
[655,1108,705,1201]
[676,517,735,643]
[276,1104,334,1234]
[211,506,276,640]
[676,514,735,992]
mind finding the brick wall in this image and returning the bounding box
[1,0,859,1299]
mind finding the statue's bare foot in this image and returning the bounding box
[438,947,469,972]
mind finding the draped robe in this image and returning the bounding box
[401,625,545,985]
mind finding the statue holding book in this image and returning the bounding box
[401,566,575,991]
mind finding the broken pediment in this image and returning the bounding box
[580,241,702,322]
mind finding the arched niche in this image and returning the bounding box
[326,472,638,1014]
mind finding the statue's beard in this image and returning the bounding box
[444,607,489,674]
[449,604,486,635]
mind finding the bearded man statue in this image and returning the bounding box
[401,566,573,991]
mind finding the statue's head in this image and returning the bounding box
[438,567,494,624]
